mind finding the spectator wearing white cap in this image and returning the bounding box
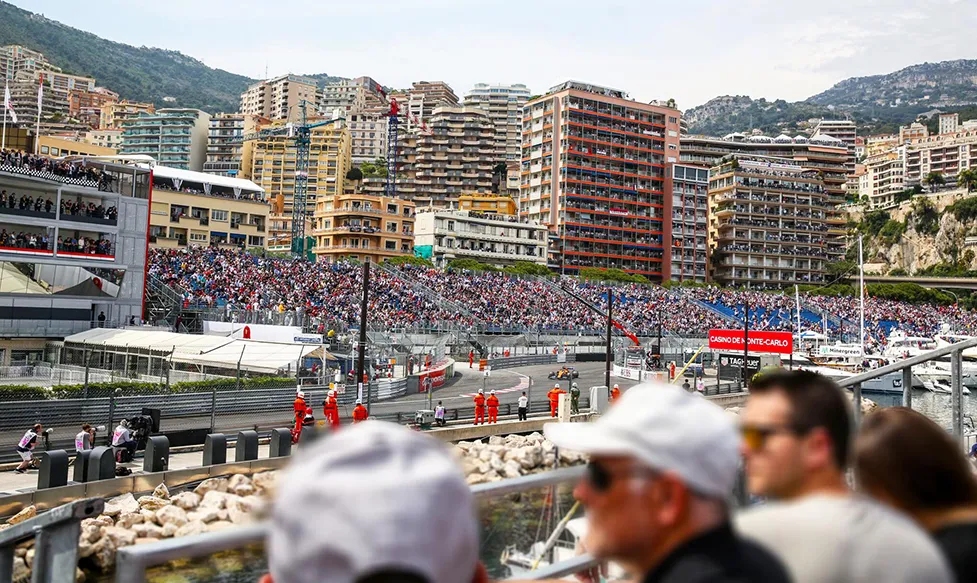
[267,421,487,583]
[737,369,952,583]
[542,383,790,582]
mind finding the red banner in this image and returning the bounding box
[419,368,447,393]
[708,329,793,355]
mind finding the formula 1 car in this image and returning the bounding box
[548,367,579,380]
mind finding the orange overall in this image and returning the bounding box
[352,404,368,423]
[486,394,500,423]
[323,397,340,430]
[473,393,486,424]
[547,388,564,417]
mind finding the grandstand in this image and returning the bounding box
[148,248,977,348]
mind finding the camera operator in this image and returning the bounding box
[75,424,98,452]
[14,423,41,474]
[111,420,137,460]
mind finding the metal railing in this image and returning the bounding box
[113,467,593,583]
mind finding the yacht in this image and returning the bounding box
[883,331,938,359]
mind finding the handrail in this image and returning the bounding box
[837,337,977,388]
[115,465,588,583]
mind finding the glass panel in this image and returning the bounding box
[0,261,124,297]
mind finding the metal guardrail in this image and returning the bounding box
[488,353,576,370]
[113,466,592,583]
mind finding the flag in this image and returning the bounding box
[37,75,43,113]
[3,82,16,124]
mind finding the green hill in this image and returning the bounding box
[0,1,344,113]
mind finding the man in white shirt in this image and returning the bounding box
[737,369,952,583]
[517,391,528,421]
[111,420,137,459]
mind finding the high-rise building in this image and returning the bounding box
[118,108,211,171]
[709,154,839,288]
[5,73,69,127]
[670,164,709,283]
[85,129,123,150]
[348,108,389,164]
[899,122,929,143]
[0,45,95,94]
[203,113,268,178]
[405,81,459,127]
[240,74,319,122]
[370,105,497,207]
[859,147,905,209]
[520,81,682,279]
[812,119,857,177]
[464,83,531,162]
[68,87,118,128]
[413,205,548,269]
[320,76,387,118]
[939,113,959,135]
[249,121,351,219]
[100,100,156,130]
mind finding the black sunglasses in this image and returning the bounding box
[585,460,659,492]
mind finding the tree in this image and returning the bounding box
[504,261,552,276]
[666,98,677,109]
[924,171,946,190]
[492,162,508,194]
[957,169,977,193]
[346,167,363,182]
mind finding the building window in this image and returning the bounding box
[668,116,678,124]
[211,210,228,222]
[385,240,396,250]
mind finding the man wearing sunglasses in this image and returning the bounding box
[737,369,951,583]
[543,383,790,582]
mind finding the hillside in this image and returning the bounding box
[0,2,344,113]
[687,59,977,136]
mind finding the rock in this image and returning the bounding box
[161,523,179,538]
[78,539,95,558]
[90,538,117,571]
[135,538,161,545]
[541,440,556,454]
[488,435,504,446]
[80,523,101,544]
[466,472,487,485]
[132,522,165,539]
[543,452,557,467]
[456,441,473,452]
[103,494,139,517]
[174,520,207,538]
[7,505,36,525]
[505,435,527,447]
[477,449,493,462]
[489,455,505,473]
[100,526,137,549]
[137,496,170,511]
[226,504,252,525]
[526,432,544,443]
[559,449,586,465]
[187,508,220,524]
[199,490,230,510]
[115,512,144,529]
[503,460,522,479]
[171,492,201,511]
[12,557,28,582]
[140,509,157,523]
[25,548,34,568]
[194,477,228,496]
[483,470,501,482]
[154,505,188,528]
[153,483,170,500]
[252,471,278,496]
[93,515,114,528]
[227,474,255,497]
[75,568,86,583]
[206,521,235,532]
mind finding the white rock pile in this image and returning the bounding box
[454,432,586,485]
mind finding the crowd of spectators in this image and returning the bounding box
[150,247,977,344]
[0,229,50,251]
[0,149,114,190]
[56,236,112,256]
[60,199,118,221]
[0,190,54,214]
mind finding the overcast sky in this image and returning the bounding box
[11,0,977,108]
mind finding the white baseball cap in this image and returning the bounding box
[544,382,741,498]
[269,421,478,583]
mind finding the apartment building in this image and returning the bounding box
[0,155,151,353]
[85,129,123,151]
[249,121,351,218]
[940,113,959,135]
[464,83,531,162]
[118,108,211,171]
[240,74,318,122]
[100,100,155,130]
[149,166,267,250]
[457,193,519,215]
[520,81,682,279]
[68,87,118,128]
[859,147,905,209]
[365,105,497,207]
[5,73,69,127]
[37,135,116,157]
[0,45,96,94]
[865,134,900,158]
[670,164,709,283]
[904,129,977,185]
[312,193,415,263]
[709,155,842,288]
[348,109,389,164]
[266,212,313,252]
[320,76,386,118]
[900,122,929,142]
[414,207,548,268]
[404,81,459,128]
[812,119,857,179]
[203,113,268,178]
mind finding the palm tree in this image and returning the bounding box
[957,169,977,193]
[924,171,946,191]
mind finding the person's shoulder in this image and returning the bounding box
[735,536,792,583]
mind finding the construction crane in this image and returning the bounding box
[381,97,431,199]
[241,99,345,259]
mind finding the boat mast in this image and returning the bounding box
[859,235,866,358]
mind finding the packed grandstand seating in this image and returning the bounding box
[149,247,977,345]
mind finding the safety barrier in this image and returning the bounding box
[488,353,576,371]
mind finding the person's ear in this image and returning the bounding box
[472,562,489,583]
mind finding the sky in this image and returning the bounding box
[10,0,977,109]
